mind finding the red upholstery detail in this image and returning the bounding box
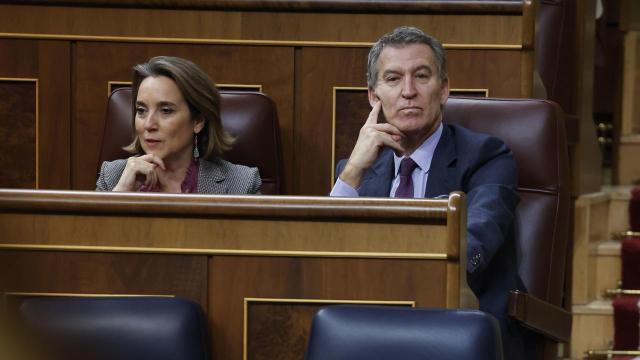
[613,295,640,350]
[630,187,640,232]
[622,238,640,290]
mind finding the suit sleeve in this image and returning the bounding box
[248,167,262,194]
[464,137,519,283]
[95,161,109,191]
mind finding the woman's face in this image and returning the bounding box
[135,76,203,164]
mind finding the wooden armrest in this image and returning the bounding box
[507,290,572,342]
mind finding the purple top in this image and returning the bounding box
[139,158,199,193]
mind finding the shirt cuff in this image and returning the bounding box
[329,177,360,197]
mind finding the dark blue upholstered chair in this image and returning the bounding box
[305,305,503,360]
[19,296,210,360]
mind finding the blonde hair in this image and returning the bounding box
[124,56,234,158]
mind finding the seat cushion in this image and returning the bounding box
[19,296,209,360]
[305,305,503,360]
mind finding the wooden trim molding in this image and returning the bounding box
[5,292,174,299]
[0,33,523,49]
[108,82,263,96]
[0,190,461,259]
[0,244,450,260]
[585,350,640,359]
[107,81,131,96]
[0,0,525,14]
[0,189,450,220]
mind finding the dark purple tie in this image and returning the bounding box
[395,157,418,198]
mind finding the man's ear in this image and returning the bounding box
[368,87,379,107]
[440,78,450,105]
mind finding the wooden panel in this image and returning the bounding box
[0,250,208,307]
[0,5,523,45]
[333,88,368,179]
[246,302,321,360]
[1,1,525,14]
[73,42,294,191]
[300,47,523,195]
[209,256,446,360]
[298,47,368,195]
[0,213,448,255]
[0,80,36,188]
[620,0,640,31]
[447,49,522,97]
[0,190,466,360]
[0,39,70,189]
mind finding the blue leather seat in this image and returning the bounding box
[19,296,210,360]
[305,305,503,360]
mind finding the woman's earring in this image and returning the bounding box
[193,134,200,159]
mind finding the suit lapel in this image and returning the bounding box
[359,149,395,197]
[197,159,228,194]
[425,124,457,198]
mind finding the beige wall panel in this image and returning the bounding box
[592,254,620,300]
[617,138,640,184]
[570,310,614,359]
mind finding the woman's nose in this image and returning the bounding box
[144,111,158,130]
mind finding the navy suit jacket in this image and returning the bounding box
[336,123,526,358]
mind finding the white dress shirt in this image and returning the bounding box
[330,123,443,197]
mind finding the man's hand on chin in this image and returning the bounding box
[339,101,405,188]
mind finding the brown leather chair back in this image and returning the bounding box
[536,0,577,116]
[443,97,570,308]
[99,87,284,194]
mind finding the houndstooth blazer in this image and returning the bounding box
[96,158,261,194]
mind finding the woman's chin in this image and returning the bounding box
[143,150,164,159]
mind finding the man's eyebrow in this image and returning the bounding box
[414,65,433,73]
[381,69,402,77]
[381,64,433,77]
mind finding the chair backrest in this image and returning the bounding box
[305,305,503,360]
[19,296,210,360]
[443,97,570,307]
[100,87,284,194]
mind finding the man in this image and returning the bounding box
[331,26,527,358]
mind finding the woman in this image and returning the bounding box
[96,56,261,194]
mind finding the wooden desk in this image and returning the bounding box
[0,189,471,360]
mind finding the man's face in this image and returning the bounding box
[369,43,449,140]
